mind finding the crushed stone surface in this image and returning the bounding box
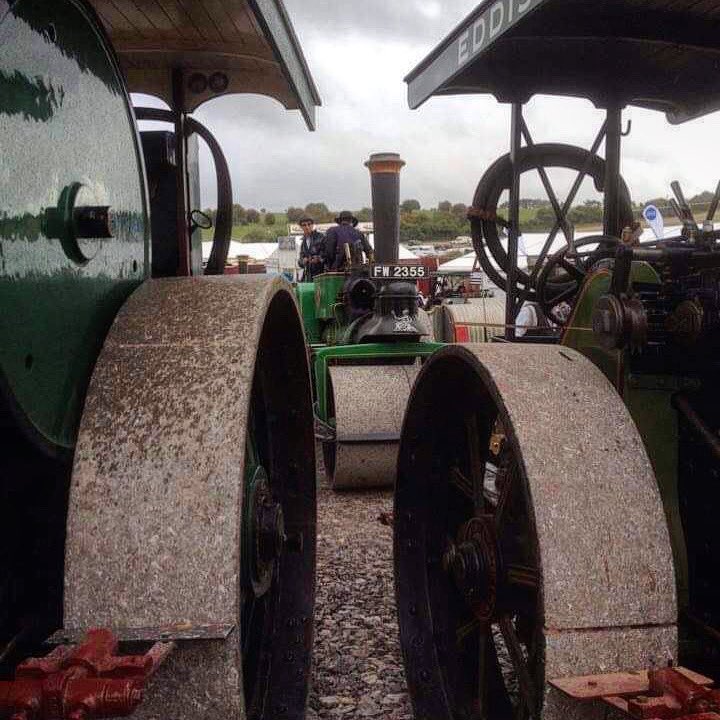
[307,470,413,720]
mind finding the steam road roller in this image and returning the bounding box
[295,153,441,490]
[0,2,320,718]
[396,2,720,719]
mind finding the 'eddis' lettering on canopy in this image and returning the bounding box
[457,0,541,68]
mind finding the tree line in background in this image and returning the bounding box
[507,191,719,232]
[202,190,719,243]
[201,201,472,243]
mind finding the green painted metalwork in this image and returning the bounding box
[313,342,442,422]
[561,264,661,389]
[0,0,148,451]
[624,383,688,605]
[313,273,346,321]
[296,275,442,429]
[561,261,688,602]
[295,282,321,343]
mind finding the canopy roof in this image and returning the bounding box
[405,0,720,124]
[90,0,320,128]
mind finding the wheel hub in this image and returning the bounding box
[244,466,286,597]
[443,515,500,621]
[257,489,286,565]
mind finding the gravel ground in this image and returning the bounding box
[307,468,413,720]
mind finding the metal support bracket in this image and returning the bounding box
[47,623,235,646]
[313,413,336,442]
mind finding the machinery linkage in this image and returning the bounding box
[0,630,172,720]
[0,623,238,720]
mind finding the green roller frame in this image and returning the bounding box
[312,342,442,425]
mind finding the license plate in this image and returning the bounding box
[371,264,428,280]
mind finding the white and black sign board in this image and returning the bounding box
[371,264,428,280]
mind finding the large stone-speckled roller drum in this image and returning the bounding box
[64,276,316,720]
[395,343,677,720]
[323,364,418,489]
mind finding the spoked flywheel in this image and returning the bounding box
[64,276,316,720]
[469,143,634,306]
[395,344,677,720]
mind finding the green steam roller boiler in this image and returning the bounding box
[0,2,322,718]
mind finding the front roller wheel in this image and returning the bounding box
[64,276,316,720]
[395,344,677,720]
[322,364,418,490]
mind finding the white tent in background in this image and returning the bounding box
[439,225,687,276]
[438,251,528,276]
[367,235,418,260]
[203,235,418,275]
[519,225,685,258]
[205,224,688,272]
[437,252,476,273]
[202,241,278,264]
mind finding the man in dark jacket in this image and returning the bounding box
[297,216,326,280]
[324,210,374,270]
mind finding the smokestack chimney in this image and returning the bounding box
[365,152,405,263]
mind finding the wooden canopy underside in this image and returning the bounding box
[90,0,320,128]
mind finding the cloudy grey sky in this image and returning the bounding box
[184,0,720,212]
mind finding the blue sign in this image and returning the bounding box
[643,204,664,239]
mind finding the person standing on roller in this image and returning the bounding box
[324,210,374,270]
[298,216,326,280]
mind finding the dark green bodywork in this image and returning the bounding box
[313,273,346,321]
[562,263,689,601]
[295,283,321,344]
[0,0,148,451]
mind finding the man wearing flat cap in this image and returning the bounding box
[324,210,374,271]
[297,216,326,280]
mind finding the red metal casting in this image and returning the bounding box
[627,668,720,720]
[0,629,174,720]
[551,666,720,720]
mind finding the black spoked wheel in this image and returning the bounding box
[470,143,633,304]
[395,354,543,720]
[397,342,679,719]
[240,292,316,720]
[535,235,618,325]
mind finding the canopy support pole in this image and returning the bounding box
[172,68,191,277]
[603,105,623,238]
[505,102,523,340]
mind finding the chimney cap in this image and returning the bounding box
[365,152,406,174]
